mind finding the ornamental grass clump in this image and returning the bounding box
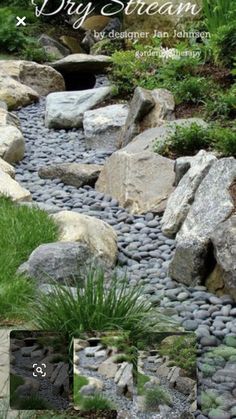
[144,385,172,411]
[31,268,177,340]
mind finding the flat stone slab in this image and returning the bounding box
[38,163,102,188]
[45,86,113,129]
[96,150,175,214]
[51,53,112,74]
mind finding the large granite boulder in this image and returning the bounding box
[115,362,133,398]
[39,163,102,188]
[169,158,236,286]
[0,60,65,97]
[120,87,175,148]
[162,150,217,237]
[60,36,84,54]
[81,15,112,31]
[52,211,118,268]
[0,74,39,110]
[45,86,113,129]
[0,125,25,163]
[83,104,129,151]
[0,158,15,178]
[39,34,70,59]
[22,242,97,285]
[123,118,207,154]
[0,170,31,202]
[210,215,236,300]
[96,148,175,214]
[0,108,21,130]
[51,53,112,74]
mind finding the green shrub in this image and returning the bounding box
[22,41,53,63]
[0,7,52,62]
[211,126,236,156]
[205,87,236,120]
[211,23,236,68]
[154,122,236,158]
[154,123,211,156]
[0,8,27,52]
[110,48,160,95]
[202,0,236,33]
[174,76,216,104]
[110,48,211,105]
[80,394,115,412]
[144,386,172,411]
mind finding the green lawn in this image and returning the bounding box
[0,197,58,324]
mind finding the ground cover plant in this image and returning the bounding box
[144,385,172,411]
[154,122,236,158]
[158,334,197,378]
[0,197,58,324]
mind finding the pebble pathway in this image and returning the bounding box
[14,98,236,419]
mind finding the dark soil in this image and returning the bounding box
[175,103,205,119]
[195,64,233,88]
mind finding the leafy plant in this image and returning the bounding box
[210,23,236,68]
[154,122,211,156]
[22,41,52,63]
[0,8,27,52]
[205,86,236,120]
[211,126,236,156]
[110,47,160,96]
[202,0,236,33]
[154,122,236,158]
[144,386,172,411]
[174,76,216,104]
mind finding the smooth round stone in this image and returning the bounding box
[134,223,146,230]
[213,330,226,337]
[196,326,210,338]
[195,310,210,320]
[182,319,198,331]
[177,292,189,301]
[200,336,218,347]
[145,213,154,221]
[229,308,236,316]
[209,296,223,305]
[220,307,231,318]
[147,220,159,228]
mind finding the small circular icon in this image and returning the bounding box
[33,363,47,378]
